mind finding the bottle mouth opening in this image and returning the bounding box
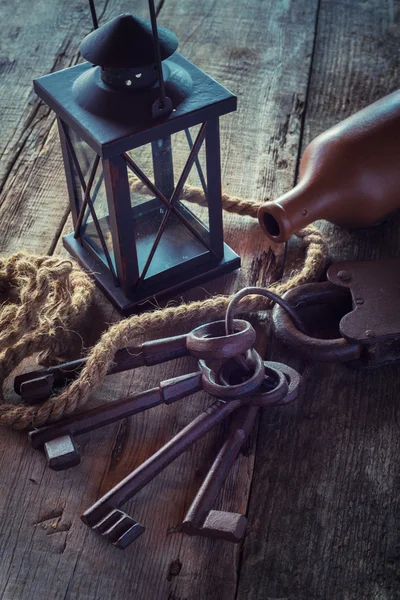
[262,213,281,238]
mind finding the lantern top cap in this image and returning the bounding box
[80,13,179,69]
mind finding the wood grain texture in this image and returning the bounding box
[0,0,320,598]
[237,2,400,599]
[0,0,159,254]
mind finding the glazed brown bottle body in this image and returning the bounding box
[258,90,400,242]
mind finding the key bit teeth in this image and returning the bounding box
[44,435,81,471]
[112,521,145,550]
[183,510,248,543]
[86,509,145,549]
[92,509,122,534]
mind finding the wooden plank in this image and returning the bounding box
[237,2,400,599]
[0,0,80,186]
[0,0,319,598]
[0,0,167,183]
[49,0,318,597]
[152,3,319,599]
[0,0,156,253]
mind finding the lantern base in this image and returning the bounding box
[63,233,240,315]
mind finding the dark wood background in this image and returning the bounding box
[1,0,399,598]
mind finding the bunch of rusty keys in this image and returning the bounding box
[20,288,303,549]
[28,319,261,469]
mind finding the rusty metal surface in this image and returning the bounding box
[271,281,363,363]
[15,333,189,398]
[199,349,271,399]
[327,259,400,342]
[81,362,294,549]
[272,258,400,368]
[44,435,81,471]
[20,287,304,549]
[182,362,301,543]
[18,318,257,402]
[182,405,258,543]
[27,319,258,466]
[20,375,55,405]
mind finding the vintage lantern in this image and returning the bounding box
[33,1,239,314]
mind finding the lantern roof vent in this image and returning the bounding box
[80,13,179,69]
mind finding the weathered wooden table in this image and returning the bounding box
[1,1,399,598]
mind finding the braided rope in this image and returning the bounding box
[0,188,328,429]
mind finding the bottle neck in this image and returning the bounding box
[258,180,326,242]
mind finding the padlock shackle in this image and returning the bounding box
[272,281,363,363]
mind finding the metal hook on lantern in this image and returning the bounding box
[148,0,173,118]
[87,0,172,118]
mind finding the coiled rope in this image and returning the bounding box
[0,188,327,429]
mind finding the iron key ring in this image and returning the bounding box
[187,319,256,360]
[218,360,299,406]
[199,348,266,398]
[225,286,306,373]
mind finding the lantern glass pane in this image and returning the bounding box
[171,124,210,233]
[127,143,156,189]
[67,129,116,272]
[80,169,116,271]
[126,128,211,280]
[67,128,97,207]
[128,180,209,280]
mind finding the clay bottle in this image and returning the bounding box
[258,90,400,242]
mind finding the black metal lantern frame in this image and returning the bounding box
[34,30,239,314]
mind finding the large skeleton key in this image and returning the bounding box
[182,361,301,542]
[182,405,257,543]
[16,334,187,403]
[16,319,255,402]
[29,319,257,470]
[29,372,203,471]
[81,360,288,549]
[81,399,243,549]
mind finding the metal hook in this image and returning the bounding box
[88,0,99,30]
[148,0,173,117]
[225,286,307,373]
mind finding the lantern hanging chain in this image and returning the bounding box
[148,0,167,109]
[0,185,327,430]
[88,0,99,30]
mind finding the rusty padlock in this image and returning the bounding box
[272,258,400,369]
